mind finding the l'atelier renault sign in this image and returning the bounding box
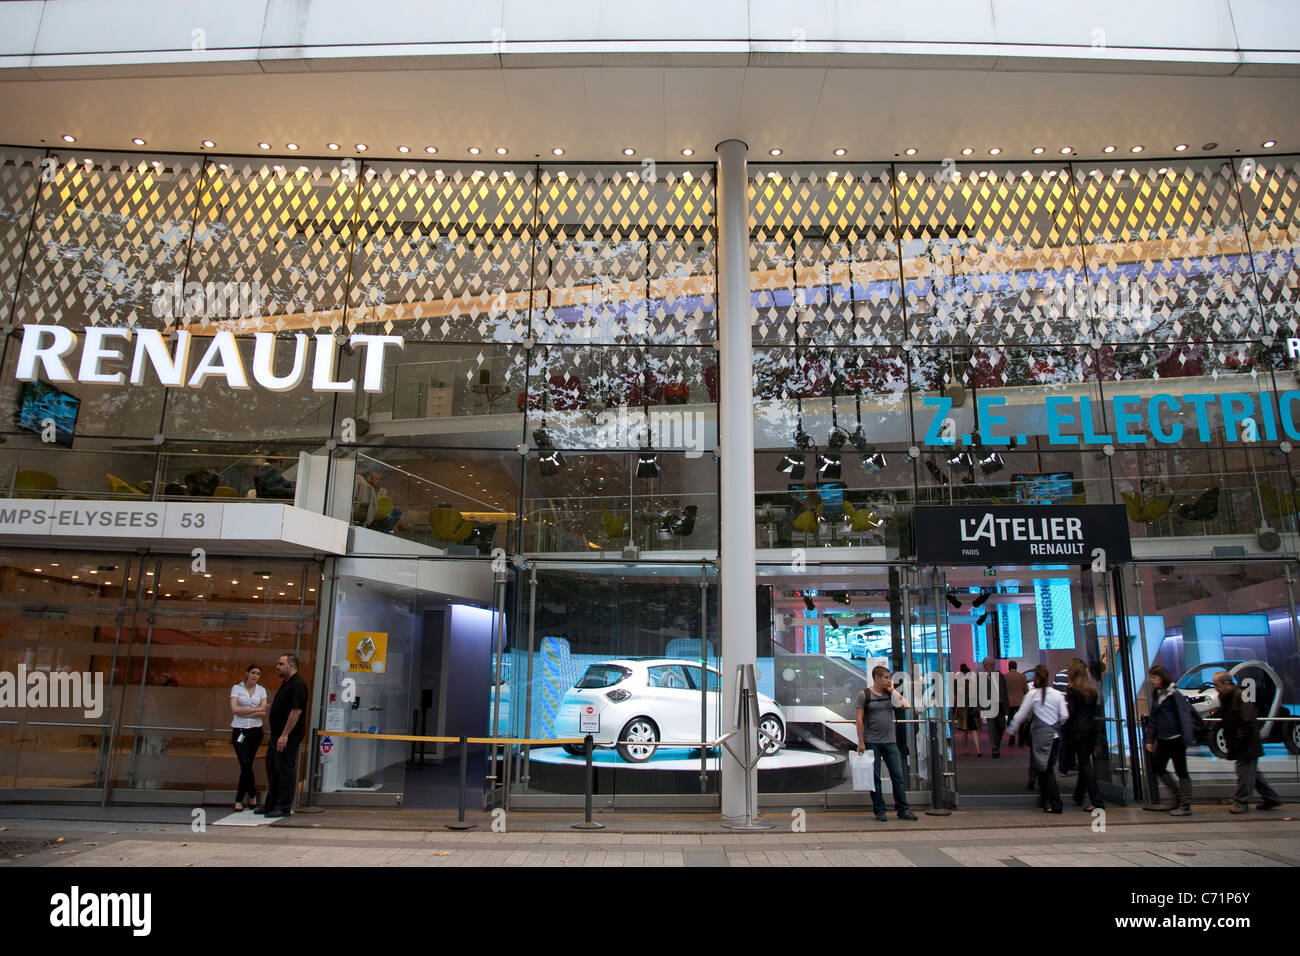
[913,505,1132,565]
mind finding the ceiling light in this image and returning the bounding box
[61,134,76,143]
[201,140,215,148]
[396,145,410,153]
[834,147,847,156]
[495,146,508,155]
[1103,145,1117,153]
[769,148,783,156]
[1130,145,1144,153]
[947,450,974,472]
[132,137,146,146]
[623,147,635,156]
[801,593,816,612]
[1174,143,1188,151]
[681,148,694,156]
[286,143,299,151]
[831,591,852,606]
[947,592,964,610]
[552,147,565,156]
[971,590,991,609]
[257,142,271,150]
[857,616,873,627]
[537,449,565,477]
[327,143,339,150]
[961,147,974,156]
[777,454,806,480]
[817,453,842,480]
[468,146,481,155]
[636,452,660,479]
[976,612,989,627]
[827,427,847,450]
[355,143,367,151]
[988,147,1001,155]
[1262,140,1277,148]
[1059,146,1072,154]
[904,146,917,156]
[1032,146,1046,155]
[861,449,887,473]
[424,146,437,154]
[977,449,1005,475]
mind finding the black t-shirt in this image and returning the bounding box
[270,672,309,740]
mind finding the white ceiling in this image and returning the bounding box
[1,64,1297,164]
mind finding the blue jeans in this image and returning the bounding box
[868,741,910,815]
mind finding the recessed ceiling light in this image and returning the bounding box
[1103,145,1117,153]
[355,143,368,151]
[623,147,635,156]
[327,142,339,150]
[1059,146,1072,155]
[272,164,284,172]
[495,146,508,155]
[468,146,481,155]
[1032,146,1046,155]
[258,142,271,150]
[286,143,299,151]
[61,134,76,143]
[988,147,1001,155]
[132,137,146,146]
[1262,139,1277,148]
[201,140,215,148]
[1174,143,1188,151]
[904,146,917,156]
[681,147,694,156]
[397,145,410,153]
[833,147,847,157]
[552,147,565,155]
[424,145,437,154]
[1130,145,1144,153]
[1201,142,1218,150]
[770,148,783,156]
[960,147,974,156]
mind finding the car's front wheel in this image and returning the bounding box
[1206,726,1228,759]
[561,743,587,757]
[617,717,659,763]
[758,714,785,757]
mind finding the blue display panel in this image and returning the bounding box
[1034,578,1075,649]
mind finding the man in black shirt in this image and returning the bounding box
[257,653,309,818]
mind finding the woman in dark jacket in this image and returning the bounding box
[1062,658,1103,811]
[1142,664,1196,816]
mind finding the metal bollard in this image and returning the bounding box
[445,734,477,830]
[924,718,952,816]
[572,734,604,830]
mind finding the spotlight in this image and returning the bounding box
[947,450,974,472]
[636,452,660,479]
[947,592,964,610]
[801,592,816,611]
[846,426,869,452]
[977,449,1005,475]
[793,426,814,451]
[817,453,842,479]
[777,454,806,480]
[532,427,554,449]
[976,612,989,627]
[972,590,991,608]
[537,449,565,477]
[830,591,852,606]
[857,616,873,627]
[827,427,848,450]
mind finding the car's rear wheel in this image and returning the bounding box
[758,714,785,757]
[1206,727,1228,759]
[1284,718,1300,755]
[561,743,586,757]
[617,717,659,763]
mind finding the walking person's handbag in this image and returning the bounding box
[849,749,876,791]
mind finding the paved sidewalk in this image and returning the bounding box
[1,804,1296,867]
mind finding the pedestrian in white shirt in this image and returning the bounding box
[1006,664,1069,813]
[230,664,269,810]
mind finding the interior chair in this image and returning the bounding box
[184,471,219,497]
[601,509,630,544]
[373,496,395,525]
[213,485,238,498]
[844,500,883,533]
[792,504,821,538]
[1121,488,1171,524]
[430,505,473,545]
[13,470,58,499]
[1261,484,1300,519]
[106,473,144,497]
[1176,486,1220,522]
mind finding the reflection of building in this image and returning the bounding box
[1,4,1300,814]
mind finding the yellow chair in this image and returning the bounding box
[430,506,472,544]
[792,507,820,536]
[106,473,143,497]
[1261,485,1300,519]
[1121,488,1170,524]
[213,485,237,498]
[601,510,630,541]
[844,501,883,532]
[14,470,58,499]
[374,495,394,523]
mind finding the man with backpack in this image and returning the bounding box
[854,665,918,822]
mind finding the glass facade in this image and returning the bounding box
[1,144,1298,809]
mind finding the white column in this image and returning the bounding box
[715,139,757,823]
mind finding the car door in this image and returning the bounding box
[645,664,695,743]
[683,665,723,742]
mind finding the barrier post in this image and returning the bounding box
[445,735,477,830]
[924,717,952,816]
[572,734,604,830]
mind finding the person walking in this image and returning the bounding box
[953,663,982,757]
[1212,671,1283,814]
[1141,664,1195,816]
[1005,661,1029,747]
[982,657,1009,758]
[257,653,310,819]
[1062,658,1103,811]
[854,665,918,822]
[1007,664,1069,813]
[229,664,268,811]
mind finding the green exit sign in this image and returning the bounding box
[983,568,998,576]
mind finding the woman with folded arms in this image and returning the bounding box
[230,664,269,811]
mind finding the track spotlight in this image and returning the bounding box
[948,450,974,472]
[977,450,1004,475]
[777,454,806,480]
[947,592,964,610]
[817,453,842,479]
[971,590,991,608]
[801,592,816,611]
[636,451,660,479]
[793,425,814,450]
[532,427,555,449]
[857,616,873,627]
[976,612,989,626]
[537,449,565,477]
[830,591,851,606]
[827,427,848,450]
[861,449,887,473]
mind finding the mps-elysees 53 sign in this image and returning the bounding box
[913,505,1132,566]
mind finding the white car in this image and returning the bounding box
[1175,659,1300,758]
[555,658,786,763]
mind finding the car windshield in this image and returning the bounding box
[1177,666,1222,691]
[575,664,631,689]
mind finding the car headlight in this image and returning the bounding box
[1185,695,1209,705]
[605,689,631,702]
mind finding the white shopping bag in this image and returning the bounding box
[849,749,876,791]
